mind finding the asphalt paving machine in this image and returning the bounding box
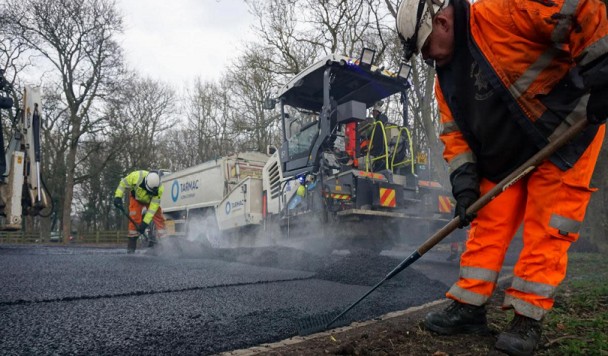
[261,50,455,250]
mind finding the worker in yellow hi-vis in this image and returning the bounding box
[113,170,166,253]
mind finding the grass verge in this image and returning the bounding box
[539,253,608,355]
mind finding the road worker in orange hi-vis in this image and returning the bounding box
[396,0,608,354]
[113,170,166,253]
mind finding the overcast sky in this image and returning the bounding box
[116,0,255,89]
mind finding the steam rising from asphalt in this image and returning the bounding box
[176,213,219,248]
[153,188,458,260]
[179,209,333,252]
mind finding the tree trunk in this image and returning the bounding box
[61,142,78,243]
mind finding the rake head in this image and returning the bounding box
[297,313,341,336]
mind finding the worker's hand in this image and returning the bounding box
[449,162,479,228]
[587,88,608,124]
[454,192,478,228]
[113,197,123,210]
[137,222,149,234]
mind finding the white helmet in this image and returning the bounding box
[144,171,160,193]
[373,101,384,112]
[396,0,450,60]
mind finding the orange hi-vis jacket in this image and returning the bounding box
[438,0,608,176]
[435,0,607,320]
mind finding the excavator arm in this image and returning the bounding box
[0,72,50,230]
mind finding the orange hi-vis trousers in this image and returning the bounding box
[128,198,166,238]
[447,125,605,321]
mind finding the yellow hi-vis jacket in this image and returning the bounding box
[114,170,164,225]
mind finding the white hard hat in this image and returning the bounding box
[144,171,160,192]
[396,0,450,60]
[373,101,383,112]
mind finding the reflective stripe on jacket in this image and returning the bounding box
[438,0,608,174]
[114,170,164,225]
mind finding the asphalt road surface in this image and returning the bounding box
[0,240,518,355]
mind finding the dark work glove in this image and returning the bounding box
[450,162,480,228]
[113,197,123,210]
[587,88,608,124]
[454,191,478,228]
[137,222,149,234]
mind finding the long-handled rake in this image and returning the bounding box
[298,118,590,336]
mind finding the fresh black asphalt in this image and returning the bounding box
[0,242,473,355]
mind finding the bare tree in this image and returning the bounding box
[106,75,177,170]
[0,50,20,183]
[0,35,30,102]
[157,128,200,171]
[0,32,31,174]
[246,0,318,76]
[3,0,124,238]
[184,78,237,163]
[39,85,70,231]
[227,48,282,152]
[246,0,390,75]
[75,139,125,231]
[405,59,449,186]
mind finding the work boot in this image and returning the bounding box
[424,300,489,335]
[495,314,542,356]
[127,236,137,254]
